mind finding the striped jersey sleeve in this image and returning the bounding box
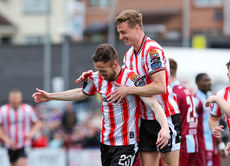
[145,47,166,75]
[210,86,230,117]
[24,104,38,123]
[82,73,98,96]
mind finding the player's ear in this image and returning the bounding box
[113,60,119,68]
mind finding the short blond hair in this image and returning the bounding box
[115,10,143,30]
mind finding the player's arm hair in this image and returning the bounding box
[49,88,88,101]
[140,96,168,129]
[128,70,166,97]
[208,116,221,133]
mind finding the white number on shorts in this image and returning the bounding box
[186,96,196,123]
[118,154,132,166]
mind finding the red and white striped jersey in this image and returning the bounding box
[82,67,144,146]
[210,86,230,130]
[123,36,180,120]
[0,103,38,149]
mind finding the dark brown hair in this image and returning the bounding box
[92,44,118,66]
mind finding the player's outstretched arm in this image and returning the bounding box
[75,70,93,84]
[208,116,224,138]
[32,88,88,103]
[140,96,169,149]
[206,95,230,117]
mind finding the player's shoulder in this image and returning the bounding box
[23,103,33,108]
[145,38,164,51]
[87,71,100,80]
[215,86,230,96]
[0,104,10,111]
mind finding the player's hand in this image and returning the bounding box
[156,127,170,149]
[212,125,224,138]
[32,88,50,103]
[226,142,230,154]
[25,132,33,140]
[5,138,16,149]
[205,95,217,107]
[107,82,130,105]
[75,70,93,84]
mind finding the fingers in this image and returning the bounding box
[156,130,169,149]
[113,82,121,87]
[75,70,93,84]
[107,91,114,99]
[213,126,224,138]
[214,126,225,132]
[226,143,230,154]
[75,79,83,84]
[205,102,210,107]
[107,90,118,100]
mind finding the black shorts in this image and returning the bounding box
[139,113,182,153]
[8,148,27,163]
[100,143,139,166]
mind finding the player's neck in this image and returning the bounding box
[133,32,145,52]
[169,77,177,85]
[10,103,20,110]
[199,89,208,95]
[115,66,122,78]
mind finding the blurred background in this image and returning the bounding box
[0,0,230,165]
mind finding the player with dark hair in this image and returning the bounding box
[76,10,181,166]
[194,73,225,166]
[32,44,169,166]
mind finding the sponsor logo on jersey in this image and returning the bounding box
[129,131,135,139]
[149,50,158,56]
[102,97,124,104]
[83,80,88,89]
[129,74,146,87]
[150,55,162,70]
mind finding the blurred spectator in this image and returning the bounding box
[70,127,85,149]
[62,102,77,134]
[73,98,91,124]
[48,108,62,133]
[49,130,65,149]
[83,112,100,148]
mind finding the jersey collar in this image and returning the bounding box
[134,35,147,56]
